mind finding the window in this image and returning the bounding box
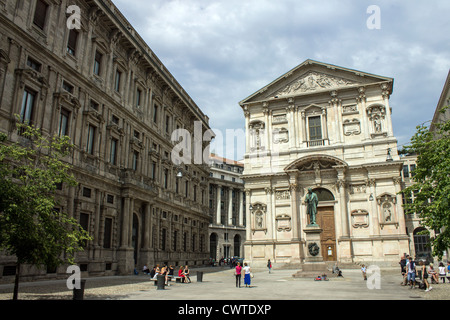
[110,138,118,165]
[114,70,121,92]
[26,57,41,72]
[93,51,102,76]
[161,228,166,251]
[67,29,79,56]
[20,89,36,124]
[173,230,178,251]
[403,165,409,178]
[136,89,142,107]
[111,115,119,125]
[58,108,70,137]
[33,0,48,30]
[90,100,99,111]
[62,81,74,94]
[153,104,158,123]
[185,181,189,197]
[82,187,92,198]
[103,218,112,248]
[151,161,157,179]
[106,194,114,204]
[165,115,170,133]
[308,116,322,141]
[164,168,168,189]
[410,164,416,177]
[86,124,96,155]
[132,151,139,171]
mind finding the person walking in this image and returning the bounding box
[243,263,252,288]
[235,262,242,288]
[419,260,432,292]
[267,259,272,274]
[361,264,367,280]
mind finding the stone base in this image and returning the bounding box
[292,263,330,278]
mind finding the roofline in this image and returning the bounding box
[239,59,394,107]
[430,69,450,131]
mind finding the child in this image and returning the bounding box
[361,264,367,280]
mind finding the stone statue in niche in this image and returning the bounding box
[256,212,264,228]
[383,203,392,222]
[374,118,382,133]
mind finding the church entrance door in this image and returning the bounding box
[316,206,337,261]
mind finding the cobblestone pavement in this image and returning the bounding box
[0,266,449,300]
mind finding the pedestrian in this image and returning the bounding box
[166,265,174,285]
[447,261,450,283]
[361,264,367,280]
[243,262,252,287]
[235,262,242,288]
[142,265,149,274]
[178,266,186,283]
[419,260,432,292]
[183,265,191,283]
[428,263,439,284]
[406,256,416,289]
[438,262,446,283]
[267,259,272,274]
[399,255,407,282]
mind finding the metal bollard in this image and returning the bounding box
[156,275,166,290]
[197,271,203,282]
[73,279,86,300]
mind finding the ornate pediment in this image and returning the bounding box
[272,71,358,98]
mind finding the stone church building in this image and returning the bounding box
[240,60,409,268]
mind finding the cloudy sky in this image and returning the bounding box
[113,0,450,160]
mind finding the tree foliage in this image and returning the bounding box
[0,119,91,299]
[401,107,450,260]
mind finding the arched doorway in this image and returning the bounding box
[233,234,241,257]
[132,213,139,266]
[414,227,432,261]
[210,233,218,261]
[313,188,337,262]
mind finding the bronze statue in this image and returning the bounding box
[305,188,319,226]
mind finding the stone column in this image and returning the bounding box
[288,99,296,149]
[216,185,222,225]
[394,177,407,233]
[245,189,252,241]
[288,173,300,241]
[239,190,244,227]
[228,187,233,226]
[337,178,349,237]
[263,102,270,152]
[367,179,380,236]
[121,196,131,248]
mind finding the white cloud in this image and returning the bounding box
[114,0,450,159]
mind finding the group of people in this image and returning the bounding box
[234,262,252,288]
[400,255,450,292]
[142,264,192,284]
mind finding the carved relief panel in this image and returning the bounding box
[276,214,292,232]
[251,202,267,234]
[376,194,399,229]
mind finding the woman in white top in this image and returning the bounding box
[243,263,252,287]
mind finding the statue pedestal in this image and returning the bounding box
[293,225,328,278]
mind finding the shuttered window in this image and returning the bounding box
[33,0,49,30]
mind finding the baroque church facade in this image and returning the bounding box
[240,60,409,268]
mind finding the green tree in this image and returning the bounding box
[401,107,450,260]
[0,119,91,300]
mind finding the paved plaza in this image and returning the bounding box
[1,266,445,301]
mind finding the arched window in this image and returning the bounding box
[313,188,335,202]
[413,227,432,260]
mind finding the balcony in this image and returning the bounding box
[307,139,329,147]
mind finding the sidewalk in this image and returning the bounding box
[2,266,445,300]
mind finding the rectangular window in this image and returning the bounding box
[82,187,91,198]
[132,151,139,171]
[20,88,36,124]
[164,168,168,189]
[58,108,70,137]
[79,213,89,232]
[410,164,416,177]
[161,228,166,251]
[103,218,112,248]
[62,81,74,94]
[165,115,170,133]
[403,165,410,178]
[185,181,189,197]
[90,100,99,111]
[26,57,41,72]
[67,29,78,56]
[93,51,102,76]
[153,104,158,123]
[114,70,121,92]
[152,161,157,179]
[110,138,118,165]
[33,0,48,30]
[308,116,322,141]
[136,89,142,107]
[86,124,96,155]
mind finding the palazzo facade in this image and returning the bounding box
[208,154,246,262]
[240,60,409,268]
[0,0,212,281]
